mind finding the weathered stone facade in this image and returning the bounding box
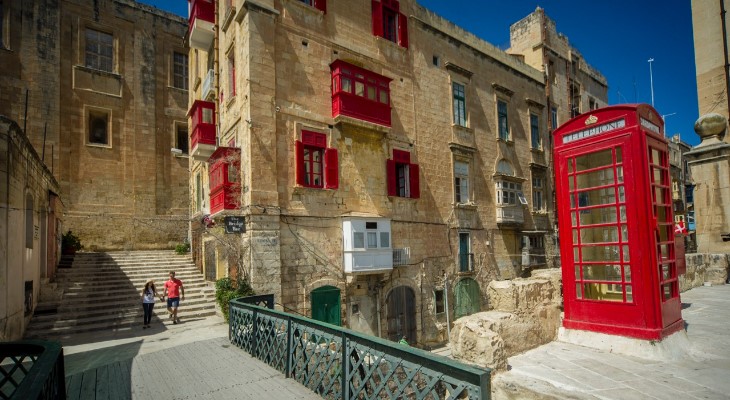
[0,0,189,251]
[0,116,63,340]
[189,0,607,347]
[508,7,609,129]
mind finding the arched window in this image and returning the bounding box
[25,193,33,249]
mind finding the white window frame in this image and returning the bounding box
[454,161,470,204]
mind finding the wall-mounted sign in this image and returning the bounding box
[224,216,245,233]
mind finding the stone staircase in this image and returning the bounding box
[24,251,217,341]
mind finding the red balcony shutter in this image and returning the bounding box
[372,0,383,37]
[398,13,409,48]
[386,159,396,196]
[325,148,339,189]
[314,0,326,13]
[295,140,305,186]
[409,163,419,198]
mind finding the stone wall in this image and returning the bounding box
[1,0,190,251]
[450,268,562,370]
[681,253,729,291]
[0,116,62,340]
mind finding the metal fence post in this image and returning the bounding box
[252,308,258,358]
[341,331,348,400]
[285,315,293,378]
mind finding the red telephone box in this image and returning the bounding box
[553,104,684,340]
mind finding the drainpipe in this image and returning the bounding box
[720,0,730,116]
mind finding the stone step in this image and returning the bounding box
[26,251,218,340]
[28,300,216,327]
[24,309,216,340]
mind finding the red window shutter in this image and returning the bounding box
[372,0,383,37]
[393,149,410,164]
[386,159,396,196]
[409,163,419,198]
[314,0,326,13]
[295,140,305,186]
[398,13,409,48]
[324,148,339,189]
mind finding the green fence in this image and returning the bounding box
[0,340,66,400]
[229,296,491,400]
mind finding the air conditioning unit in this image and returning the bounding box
[393,248,410,266]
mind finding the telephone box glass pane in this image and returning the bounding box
[623,265,631,282]
[575,283,582,298]
[580,226,618,244]
[626,285,632,302]
[576,149,613,171]
[579,206,617,225]
[583,283,623,302]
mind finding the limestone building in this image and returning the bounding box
[0,0,190,251]
[507,7,609,132]
[0,116,63,340]
[187,0,607,346]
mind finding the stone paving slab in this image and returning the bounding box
[62,316,320,399]
[493,285,730,399]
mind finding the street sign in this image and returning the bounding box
[224,216,245,233]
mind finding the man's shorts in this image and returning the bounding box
[167,297,180,308]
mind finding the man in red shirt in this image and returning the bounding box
[162,271,185,324]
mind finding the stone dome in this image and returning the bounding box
[694,113,727,141]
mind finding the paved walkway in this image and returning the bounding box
[62,316,319,399]
[494,284,730,399]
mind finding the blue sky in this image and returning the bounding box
[144,0,700,145]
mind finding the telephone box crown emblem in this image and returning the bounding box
[584,115,598,125]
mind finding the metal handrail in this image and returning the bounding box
[229,296,491,399]
[0,340,66,400]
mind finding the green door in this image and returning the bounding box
[311,286,341,326]
[454,278,480,318]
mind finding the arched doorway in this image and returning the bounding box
[310,286,341,326]
[386,286,416,344]
[454,278,480,318]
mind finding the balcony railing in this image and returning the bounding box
[0,341,66,399]
[202,69,215,100]
[344,249,393,273]
[229,296,491,400]
[392,248,410,266]
[496,205,524,225]
[459,252,475,272]
[188,0,215,50]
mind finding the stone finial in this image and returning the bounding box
[694,113,727,145]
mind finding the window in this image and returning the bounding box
[532,172,545,211]
[434,289,445,314]
[25,194,33,249]
[330,60,392,126]
[570,82,581,117]
[176,123,188,154]
[387,149,419,198]
[496,180,523,206]
[227,50,236,98]
[589,98,597,110]
[458,232,472,272]
[352,221,390,250]
[296,130,338,189]
[498,100,509,141]
[297,0,326,12]
[371,0,408,48]
[551,106,558,131]
[522,235,546,266]
[85,28,114,72]
[172,52,188,90]
[454,161,469,204]
[195,172,202,212]
[88,109,110,146]
[453,82,467,127]
[530,113,541,150]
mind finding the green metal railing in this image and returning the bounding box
[229,297,491,400]
[0,341,66,400]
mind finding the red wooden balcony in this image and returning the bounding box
[208,147,240,215]
[331,60,392,127]
[188,0,215,50]
[188,100,216,161]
